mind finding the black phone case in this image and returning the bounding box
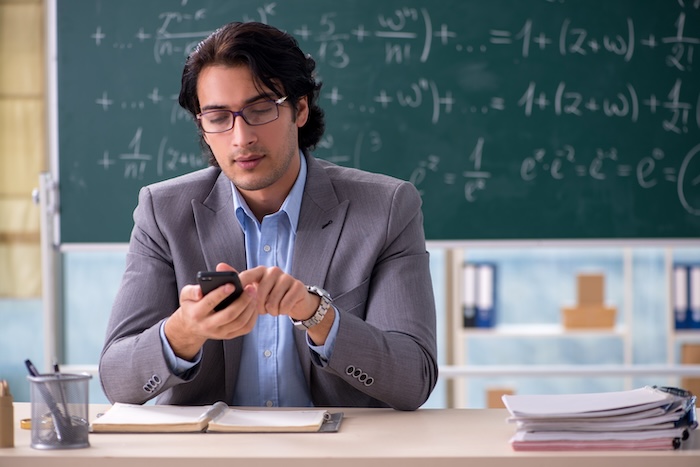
[197,271,243,311]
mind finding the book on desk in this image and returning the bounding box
[90,401,343,433]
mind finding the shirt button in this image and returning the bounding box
[263,349,272,358]
[263,245,271,252]
[266,400,274,407]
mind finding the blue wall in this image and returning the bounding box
[1,246,699,407]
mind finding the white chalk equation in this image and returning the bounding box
[96,127,205,180]
[89,5,700,71]
[408,137,700,216]
[75,2,700,226]
[488,11,698,71]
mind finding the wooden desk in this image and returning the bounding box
[1,403,698,467]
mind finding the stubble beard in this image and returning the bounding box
[231,146,297,192]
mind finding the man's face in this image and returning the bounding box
[197,64,308,202]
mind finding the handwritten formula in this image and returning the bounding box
[57,0,700,241]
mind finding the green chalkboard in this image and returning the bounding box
[55,1,700,242]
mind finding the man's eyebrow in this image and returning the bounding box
[200,93,275,112]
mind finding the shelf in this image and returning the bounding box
[672,330,700,343]
[460,323,626,338]
[439,364,700,378]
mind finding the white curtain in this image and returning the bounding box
[0,1,44,297]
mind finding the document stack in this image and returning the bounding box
[502,386,697,451]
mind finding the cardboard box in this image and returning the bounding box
[486,387,514,408]
[578,273,604,305]
[562,305,616,329]
[681,344,700,395]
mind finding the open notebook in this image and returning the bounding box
[91,401,342,433]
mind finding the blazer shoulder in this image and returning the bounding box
[143,166,222,201]
[315,157,413,196]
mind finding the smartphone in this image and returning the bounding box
[197,271,243,311]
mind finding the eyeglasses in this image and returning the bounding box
[196,96,288,133]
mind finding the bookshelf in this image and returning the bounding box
[443,246,658,408]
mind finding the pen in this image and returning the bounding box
[53,359,70,418]
[24,359,41,377]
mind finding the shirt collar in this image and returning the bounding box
[232,151,307,231]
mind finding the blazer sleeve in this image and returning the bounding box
[318,181,439,410]
[98,186,195,404]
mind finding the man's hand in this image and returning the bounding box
[164,263,258,360]
[241,265,335,345]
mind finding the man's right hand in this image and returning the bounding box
[163,263,259,360]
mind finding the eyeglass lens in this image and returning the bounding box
[199,100,280,133]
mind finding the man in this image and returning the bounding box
[99,21,438,411]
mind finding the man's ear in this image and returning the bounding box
[295,95,309,128]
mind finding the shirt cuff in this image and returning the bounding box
[307,306,340,366]
[159,320,202,376]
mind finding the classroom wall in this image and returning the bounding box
[0,2,699,409]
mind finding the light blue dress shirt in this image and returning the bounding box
[160,152,340,407]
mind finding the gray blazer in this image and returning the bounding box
[99,154,438,410]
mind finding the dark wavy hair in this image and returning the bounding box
[178,22,325,164]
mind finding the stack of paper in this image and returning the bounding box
[502,386,697,451]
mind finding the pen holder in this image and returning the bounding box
[27,373,92,449]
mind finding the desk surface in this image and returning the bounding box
[1,403,699,467]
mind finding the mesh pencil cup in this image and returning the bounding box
[27,373,92,449]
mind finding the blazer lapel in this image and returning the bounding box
[192,172,247,272]
[192,171,246,400]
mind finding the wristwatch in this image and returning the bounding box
[290,285,332,330]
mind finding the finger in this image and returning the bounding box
[263,276,296,316]
[238,265,266,287]
[180,284,203,304]
[278,280,309,316]
[202,283,236,312]
[215,262,238,273]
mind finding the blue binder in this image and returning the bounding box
[475,263,497,328]
[674,264,691,330]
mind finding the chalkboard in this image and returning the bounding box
[55,0,700,242]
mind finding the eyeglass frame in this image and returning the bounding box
[196,96,289,133]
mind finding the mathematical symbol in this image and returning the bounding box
[587,39,600,52]
[533,32,551,50]
[641,35,658,49]
[664,168,677,182]
[293,25,312,41]
[643,94,660,113]
[323,87,343,105]
[351,24,371,42]
[97,151,115,170]
[438,91,455,114]
[490,97,505,110]
[617,165,632,176]
[489,30,512,45]
[373,90,393,108]
[91,26,106,46]
[147,88,163,104]
[95,91,113,111]
[463,171,492,179]
[135,28,151,42]
[585,98,600,112]
[434,24,456,45]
